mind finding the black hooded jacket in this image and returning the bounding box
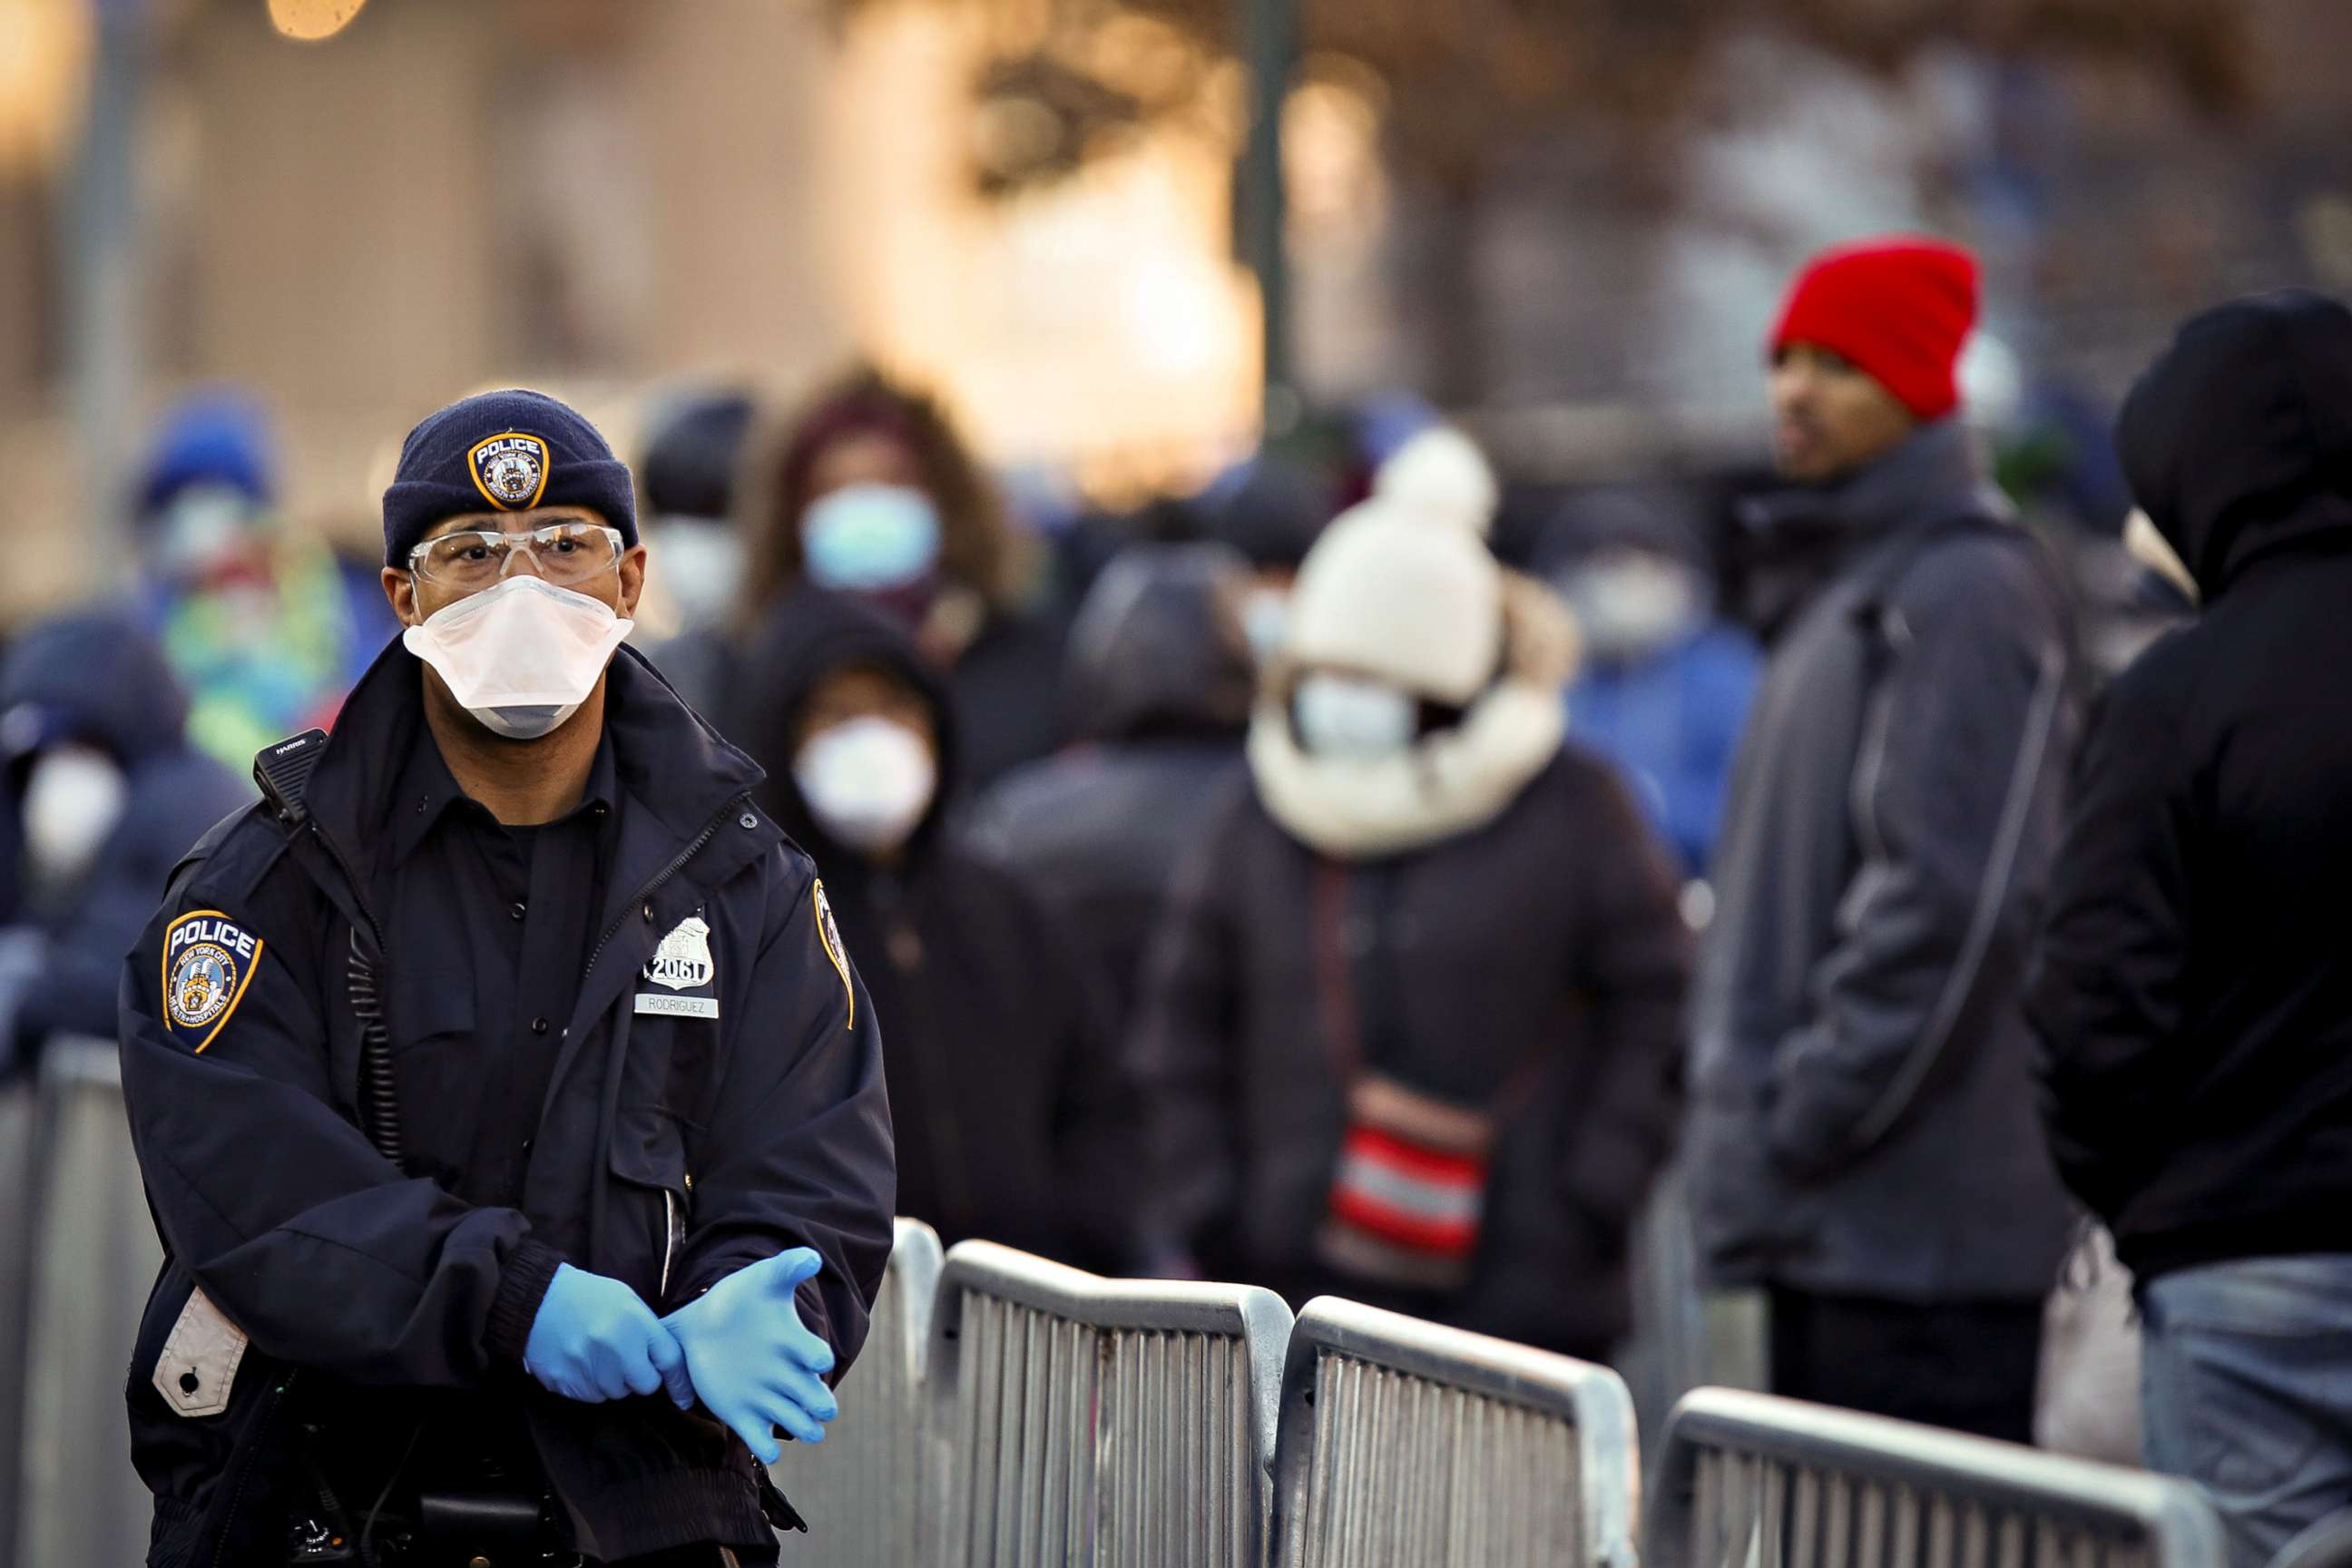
[0,610,249,1054]
[733,586,1147,1271]
[970,544,1255,1028]
[2029,289,2352,1279]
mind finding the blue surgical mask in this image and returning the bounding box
[1294,671,1417,760]
[801,484,943,592]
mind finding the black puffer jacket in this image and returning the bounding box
[2030,289,2352,1279]
[1137,750,1689,1358]
[735,586,1146,1271]
[971,544,1255,1028]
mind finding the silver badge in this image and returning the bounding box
[644,915,715,992]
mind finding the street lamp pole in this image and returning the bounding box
[1240,0,1298,432]
[65,0,147,567]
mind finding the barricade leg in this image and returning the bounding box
[16,1040,162,1568]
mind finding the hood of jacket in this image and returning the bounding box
[2118,289,2352,599]
[1063,543,1255,745]
[0,606,192,768]
[737,583,958,869]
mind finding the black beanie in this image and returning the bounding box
[640,389,756,521]
[381,388,636,567]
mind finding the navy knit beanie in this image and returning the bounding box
[381,388,636,567]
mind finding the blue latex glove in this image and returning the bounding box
[524,1263,692,1406]
[662,1249,838,1463]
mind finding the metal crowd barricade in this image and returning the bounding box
[2270,1510,2352,1568]
[777,1216,944,1568]
[926,1240,1295,1567]
[1648,1388,2225,1568]
[0,1076,36,1568]
[11,1035,164,1568]
[1270,1295,1642,1568]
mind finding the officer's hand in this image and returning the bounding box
[523,1264,690,1405]
[662,1248,838,1464]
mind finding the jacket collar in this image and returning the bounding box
[388,721,619,865]
[303,637,766,892]
[1743,417,2005,550]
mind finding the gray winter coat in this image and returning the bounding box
[1689,420,2077,1303]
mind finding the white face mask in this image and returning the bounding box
[22,743,127,884]
[1563,553,1702,662]
[403,574,634,740]
[1294,671,1418,761]
[1241,587,1290,664]
[154,485,261,581]
[651,519,743,632]
[792,715,937,854]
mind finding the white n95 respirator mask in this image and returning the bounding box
[403,575,634,740]
[793,716,936,854]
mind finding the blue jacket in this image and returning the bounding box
[1566,623,1759,877]
[117,640,895,1563]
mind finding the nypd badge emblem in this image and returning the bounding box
[813,880,854,1030]
[162,909,264,1053]
[644,915,716,992]
[466,432,550,510]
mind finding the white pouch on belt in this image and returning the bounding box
[152,1287,250,1419]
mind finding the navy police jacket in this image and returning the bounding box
[117,641,896,1565]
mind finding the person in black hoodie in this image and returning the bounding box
[2029,289,2352,1568]
[734,586,1146,1272]
[0,608,250,1078]
[969,542,1256,1030]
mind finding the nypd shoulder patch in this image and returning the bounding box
[812,880,854,1031]
[162,910,265,1054]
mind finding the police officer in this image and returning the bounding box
[118,389,896,1567]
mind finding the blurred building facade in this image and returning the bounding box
[4,0,2352,616]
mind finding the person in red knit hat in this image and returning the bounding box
[1686,235,2082,1442]
[1767,237,1978,480]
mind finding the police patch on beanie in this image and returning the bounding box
[468,433,551,511]
[382,388,637,566]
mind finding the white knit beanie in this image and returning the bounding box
[1372,424,1499,537]
[1283,492,1503,706]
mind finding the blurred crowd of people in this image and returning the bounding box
[21,230,2352,1568]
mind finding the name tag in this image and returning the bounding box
[634,993,719,1020]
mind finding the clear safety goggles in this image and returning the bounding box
[407,522,625,593]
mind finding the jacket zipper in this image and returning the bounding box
[590,800,734,1309]
[208,1371,296,1568]
[580,794,746,985]
[660,1188,681,1300]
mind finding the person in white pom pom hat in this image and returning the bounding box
[1134,426,1691,1357]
